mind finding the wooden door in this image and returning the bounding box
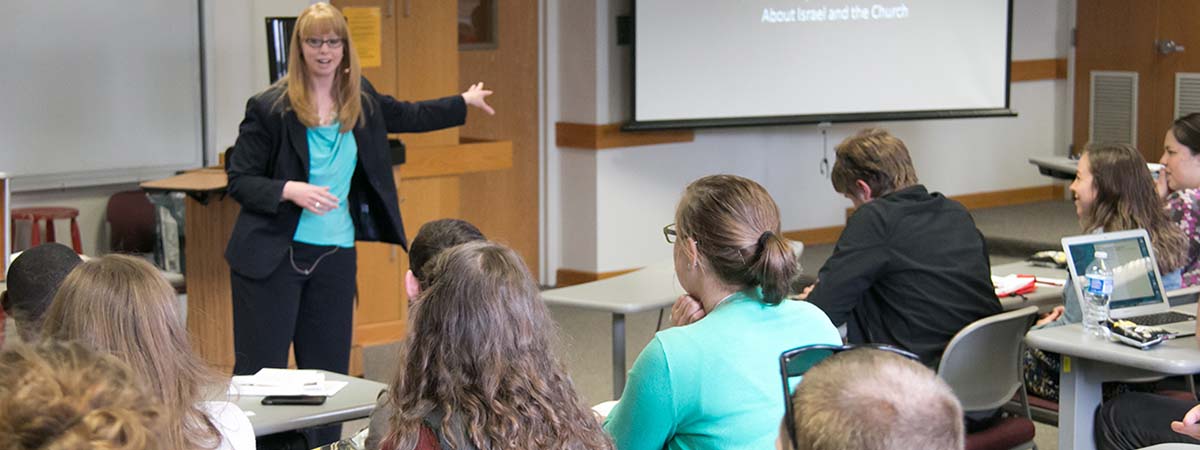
[1072,0,1159,159]
[1150,0,1200,161]
[1074,0,1200,162]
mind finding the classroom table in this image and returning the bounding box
[1025,307,1200,450]
[235,371,387,436]
[1029,156,1079,180]
[541,259,681,400]
[990,260,1068,313]
[542,241,807,400]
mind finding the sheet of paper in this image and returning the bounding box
[344,7,382,68]
[233,368,325,388]
[228,380,348,397]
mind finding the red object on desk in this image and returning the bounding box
[995,274,1037,297]
[11,207,82,254]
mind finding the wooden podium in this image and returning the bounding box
[141,140,511,374]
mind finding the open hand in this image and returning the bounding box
[671,294,706,327]
[1171,404,1200,440]
[282,181,339,215]
[461,82,495,115]
[1035,305,1065,326]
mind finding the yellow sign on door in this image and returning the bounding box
[344,7,381,68]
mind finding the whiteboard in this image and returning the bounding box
[0,0,204,191]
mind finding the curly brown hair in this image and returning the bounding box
[384,241,612,450]
[0,341,162,450]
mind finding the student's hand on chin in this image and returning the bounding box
[671,294,705,327]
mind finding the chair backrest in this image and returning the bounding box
[105,190,156,254]
[937,306,1038,413]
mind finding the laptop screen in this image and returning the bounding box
[1066,235,1162,310]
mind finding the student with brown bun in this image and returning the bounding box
[607,174,841,449]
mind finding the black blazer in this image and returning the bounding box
[224,79,466,279]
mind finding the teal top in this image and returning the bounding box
[294,122,358,248]
[603,290,841,450]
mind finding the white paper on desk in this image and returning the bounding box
[228,380,348,397]
[228,368,347,397]
[240,368,325,387]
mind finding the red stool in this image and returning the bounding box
[11,207,82,254]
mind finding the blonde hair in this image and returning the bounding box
[386,241,613,450]
[787,349,964,450]
[675,175,797,304]
[830,128,920,197]
[0,341,162,450]
[40,255,224,450]
[283,2,364,132]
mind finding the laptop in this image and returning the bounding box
[1062,229,1197,337]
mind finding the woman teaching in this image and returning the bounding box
[224,2,494,378]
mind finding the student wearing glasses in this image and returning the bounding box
[604,175,841,450]
[223,1,495,428]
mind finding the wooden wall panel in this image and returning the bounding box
[1010,59,1068,82]
[394,0,460,148]
[457,1,541,280]
[184,196,241,373]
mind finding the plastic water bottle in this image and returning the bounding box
[1082,251,1113,337]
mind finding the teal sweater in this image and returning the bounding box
[603,290,841,450]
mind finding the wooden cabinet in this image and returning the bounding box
[333,0,512,373]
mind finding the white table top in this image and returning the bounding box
[1029,156,1079,178]
[991,261,1067,312]
[235,371,387,437]
[541,259,683,314]
[1025,307,1200,375]
[542,242,804,315]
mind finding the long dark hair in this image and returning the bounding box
[1083,143,1189,272]
[676,175,797,304]
[384,241,612,450]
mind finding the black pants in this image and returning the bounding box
[231,242,356,447]
[231,242,357,375]
[1095,392,1200,450]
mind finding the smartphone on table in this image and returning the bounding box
[261,395,327,405]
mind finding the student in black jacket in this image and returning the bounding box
[224,2,494,388]
[802,128,1001,365]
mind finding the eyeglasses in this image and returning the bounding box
[778,343,920,450]
[663,223,678,244]
[303,37,345,49]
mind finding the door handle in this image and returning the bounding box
[1157,39,1186,55]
